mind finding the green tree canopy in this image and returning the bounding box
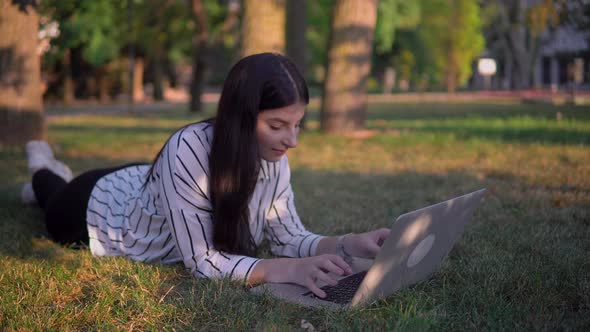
[375,0,421,54]
[417,0,484,92]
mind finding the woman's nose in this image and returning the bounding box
[283,129,298,149]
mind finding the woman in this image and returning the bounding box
[22,53,390,298]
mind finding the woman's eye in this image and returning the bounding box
[270,125,281,131]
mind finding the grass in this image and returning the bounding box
[1,101,589,330]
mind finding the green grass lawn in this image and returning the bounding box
[1,101,589,330]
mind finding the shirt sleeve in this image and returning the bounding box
[264,157,325,257]
[157,127,260,282]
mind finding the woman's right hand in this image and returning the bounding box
[254,255,352,298]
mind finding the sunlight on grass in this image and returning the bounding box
[1,102,589,330]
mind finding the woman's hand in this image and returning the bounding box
[343,228,391,258]
[252,255,352,298]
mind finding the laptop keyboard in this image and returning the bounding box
[303,271,367,304]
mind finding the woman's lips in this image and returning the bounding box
[272,148,286,155]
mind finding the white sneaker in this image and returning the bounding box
[21,182,37,205]
[25,140,74,182]
[26,140,54,172]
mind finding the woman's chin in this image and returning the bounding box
[261,154,284,162]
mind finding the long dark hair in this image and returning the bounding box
[211,53,309,256]
[144,53,309,256]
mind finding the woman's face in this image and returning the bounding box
[256,103,305,162]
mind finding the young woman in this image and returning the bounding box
[23,53,390,298]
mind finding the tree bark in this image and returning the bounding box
[446,60,457,94]
[241,0,286,57]
[0,0,45,145]
[63,48,75,105]
[446,0,458,94]
[152,55,164,101]
[497,0,540,90]
[189,0,210,112]
[286,0,307,128]
[133,57,144,102]
[286,0,307,74]
[98,67,110,103]
[189,0,240,112]
[320,0,377,133]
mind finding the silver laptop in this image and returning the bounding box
[250,188,487,309]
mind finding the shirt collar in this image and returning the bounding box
[258,159,280,181]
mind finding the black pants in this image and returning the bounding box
[32,164,141,245]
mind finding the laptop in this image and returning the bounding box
[250,188,487,309]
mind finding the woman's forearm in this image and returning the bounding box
[248,236,346,286]
[247,258,291,286]
[315,236,339,255]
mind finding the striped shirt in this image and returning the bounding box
[86,122,324,282]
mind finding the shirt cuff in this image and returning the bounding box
[227,256,261,283]
[297,234,325,257]
[309,235,325,256]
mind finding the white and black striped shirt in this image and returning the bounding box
[86,122,324,282]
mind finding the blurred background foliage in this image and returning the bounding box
[1,0,589,141]
[32,0,586,101]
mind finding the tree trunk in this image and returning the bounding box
[190,49,208,112]
[446,73,457,94]
[242,0,286,57]
[63,48,75,105]
[133,57,144,102]
[152,56,164,101]
[506,0,534,89]
[286,0,307,74]
[189,0,210,112]
[286,0,307,128]
[0,0,45,145]
[98,68,110,103]
[509,26,531,89]
[446,54,457,94]
[320,0,377,133]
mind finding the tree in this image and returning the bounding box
[418,0,484,93]
[0,0,45,145]
[40,0,131,103]
[241,0,286,56]
[75,1,122,103]
[132,0,196,102]
[373,0,421,92]
[286,0,307,74]
[483,0,565,89]
[38,0,79,104]
[392,29,436,90]
[39,0,195,104]
[320,0,378,133]
[189,0,240,112]
[306,0,332,84]
[374,0,421,55]
[286,0,307,127]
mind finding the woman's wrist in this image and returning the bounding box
[337,233,355,263]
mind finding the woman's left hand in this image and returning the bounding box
[343,228,391,258]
